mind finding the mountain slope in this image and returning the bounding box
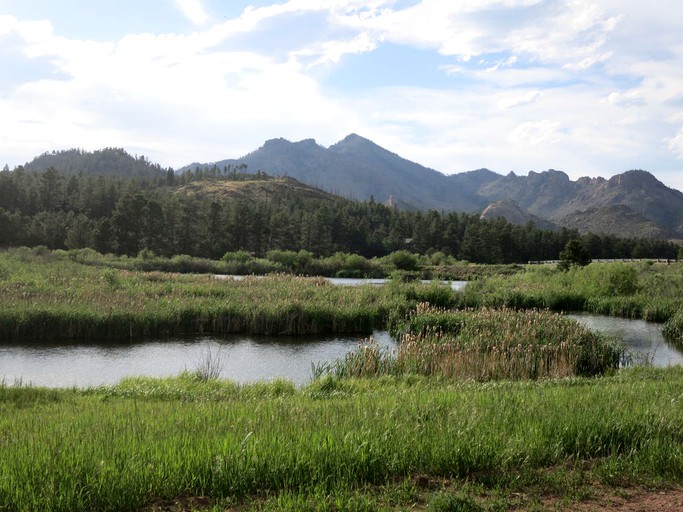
[558,204,669,238]
[551,170,683,233]
[183,134,486,211]
[185,135,683,237]
[480,200,558,231]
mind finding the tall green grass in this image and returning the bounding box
[2,368,683,511]
[327,304,621,380]
[0,250,429,342]
[457,262,683,338]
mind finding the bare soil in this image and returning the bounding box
[549,487,683,512]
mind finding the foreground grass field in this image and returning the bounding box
[2,368,683,511]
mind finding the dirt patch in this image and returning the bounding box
[143,494,212,512]
[542,487,683,511]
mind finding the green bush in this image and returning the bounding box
[389,250,420,271]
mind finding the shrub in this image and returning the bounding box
[389,250,420,271]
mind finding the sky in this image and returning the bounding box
[1,0,683,191]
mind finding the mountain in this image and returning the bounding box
[558,204,669,239]
[480,200,558,231]
[185,135,683,238]
[182,134,485,211]
[476,169,581,218]
[17,137,683,240]
[23,148,167,179]
[551,171,683,233]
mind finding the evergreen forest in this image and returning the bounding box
[0,161,678,264]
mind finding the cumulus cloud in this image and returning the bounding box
[2,1,683,191]
[666,128,683,160]
[498,90,541,109]
[171,0,210,25]
[508,120,563,146]
[607,90,645,108]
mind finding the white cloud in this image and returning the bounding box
[666,128,683,160]
[498,90,541,109]
[171,0,210,25]
[508,120,562,147]
[607,90,645,108]
[2,2,683,192]
[291,33,378,68]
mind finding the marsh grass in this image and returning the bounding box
[2,368,683,511]
[193,345,225,381]
[457,261,683,343]
[329,305,621,380]
[0,250,423,341]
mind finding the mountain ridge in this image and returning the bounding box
[15,137,683,239]
[182,134,683,238]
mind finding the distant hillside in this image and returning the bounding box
[480,200,557,231]
[182,134,485,211]
[551,171,683,233]
[16,136,683,240]
[184,135,683,239]
[177,174,341,204]
[558,204,669,239]
[23,148,167,179]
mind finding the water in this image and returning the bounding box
[567,313,683,367]
[0,332,396,388]
[219,275,468,291]
[3,310,679,388]
[325,277,468,290]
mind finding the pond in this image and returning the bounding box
[567,313,683,367]
[219,275,469,291]
[2,313,680,389]
[0,332,396,388]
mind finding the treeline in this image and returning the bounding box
[0,166,678,263]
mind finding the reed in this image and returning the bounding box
[330,305,622,380]
[458,261,683,334]
[0,250,423,342]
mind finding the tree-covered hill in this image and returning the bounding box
[177,173,339,204]
[22,148,169,179]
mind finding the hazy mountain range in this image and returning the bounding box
[19,135,683,239]
[183,134,683,239]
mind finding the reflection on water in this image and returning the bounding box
[3,312,679,388]
[220,275,468,291]
[567,313,683,367]
[0,332,396,388]
[325,277,468,291]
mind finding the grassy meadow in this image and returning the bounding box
[2,248,683,510]
[2,368,683,511]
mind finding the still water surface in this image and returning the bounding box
[567,313,683,367]
[0,332,396,388]
[2,313,681,388]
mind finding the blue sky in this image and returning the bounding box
[2,0,683,192]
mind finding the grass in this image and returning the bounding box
[2,368,683,511]
[2,249,683,510]
[0,249,428,342]
[456,261,683,341]
[324,304,622,380]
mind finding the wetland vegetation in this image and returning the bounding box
[1,246,683,510]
